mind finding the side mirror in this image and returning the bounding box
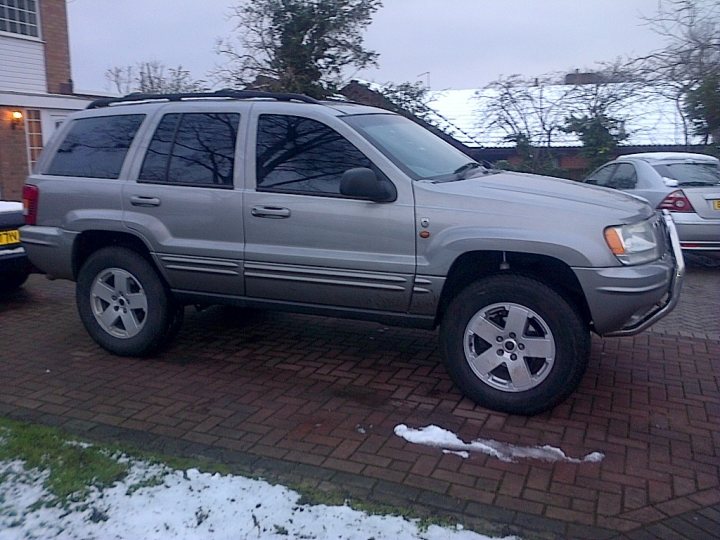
[340,167,394,202]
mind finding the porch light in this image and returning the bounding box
[11,110,23,129]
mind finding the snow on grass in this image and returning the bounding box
[0,458,517,540]
[395,425,604,464]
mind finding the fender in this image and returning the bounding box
[417,225,605,276]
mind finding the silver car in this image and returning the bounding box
[20,90,684,415]
[584,152,720,251]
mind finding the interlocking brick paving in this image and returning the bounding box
[650,253,720,341]
[1,265,718,539]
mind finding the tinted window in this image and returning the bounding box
[256,115,373,195]
[585,165,617,187]
[47,115,145,179]
[609,163,637,189]
[139,113,239,187]
[138,113,179,183]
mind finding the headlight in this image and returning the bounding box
[604,219,660,265]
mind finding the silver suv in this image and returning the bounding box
[21,90,684,415]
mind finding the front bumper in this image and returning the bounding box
[574,211,685,337]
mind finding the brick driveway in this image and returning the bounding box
[1,260,719,539]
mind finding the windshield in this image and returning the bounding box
[342,114,478,180]
[652,162,720,186]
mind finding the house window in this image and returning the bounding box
[0,0,39,38]
[25,109,42,171]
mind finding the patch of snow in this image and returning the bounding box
[395,424,604,464]
[442,449,470,459]
[0,458,517,540]
[64,440,93,449]
[0,201,22,213]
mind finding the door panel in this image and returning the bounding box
[123,184,245,295]
[244,191,415,310]
[123,109,246,296]
[243,109,416,312]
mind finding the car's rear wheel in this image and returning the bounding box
[76,247,171,356]
[440,274,590,415]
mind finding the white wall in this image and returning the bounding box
[40,109,70,144]
[0,34,47,93]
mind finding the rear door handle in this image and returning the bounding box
[130,196,161,207]
[251,206,291,218]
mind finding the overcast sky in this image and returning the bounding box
[67,0,667,94]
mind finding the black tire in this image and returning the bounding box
[0,269,29,293]
[440,274,590,415]
[76,247,171,356]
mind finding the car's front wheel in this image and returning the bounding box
[440,274,590,415]
[76,247,171,356]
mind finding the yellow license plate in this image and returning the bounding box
[0,229,20,246]
[714,200,720,210]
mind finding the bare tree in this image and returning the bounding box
[633,0,720,142]
[105,61,209,95]
[479,65,648,174]
[477,74,574,173]
[561,63,644,169]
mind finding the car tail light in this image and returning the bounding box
[657,189,695,213]
[22,184,39,225]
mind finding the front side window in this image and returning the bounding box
[0,0,39,37]
[139,112,239,187]
[47,115,145,179]
[256,114,374,195]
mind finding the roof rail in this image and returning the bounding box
[86,89,322,109]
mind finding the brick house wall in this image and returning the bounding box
[0,108,30,201]
[0,0,85,200]
[40,0,73,95]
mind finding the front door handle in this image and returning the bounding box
[251,206,291,218]
[130,196,161,207]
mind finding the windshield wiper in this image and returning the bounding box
[428,162,489,183]
[453,162,482,176]
[678,181,720,187]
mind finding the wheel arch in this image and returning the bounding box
[436,250,592,328]
[72,230,155,280]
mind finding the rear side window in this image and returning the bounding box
[46,115,145,179]
[139,112,239,188]
[608,163,638,189]
[585,164,617,187]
